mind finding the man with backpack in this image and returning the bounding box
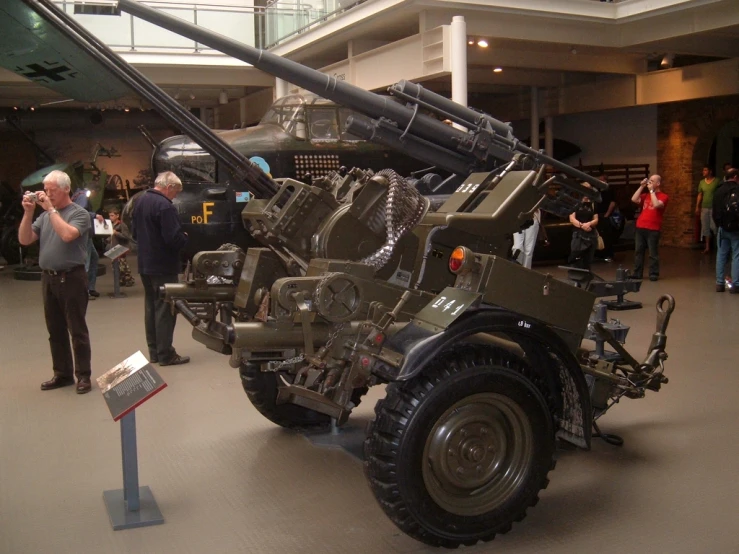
[712,168,739,293]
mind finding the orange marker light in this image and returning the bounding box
[449,247,467,273]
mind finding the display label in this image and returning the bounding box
[97,351,167,421]
[104,244,130,260]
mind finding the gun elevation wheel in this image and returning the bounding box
[364,346,555,547]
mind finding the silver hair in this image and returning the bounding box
[154,171,182,190]
[43,170,71,191]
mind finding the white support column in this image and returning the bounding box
[544,116,554,158]
[451,16,468,121]
[530,86,539,151]
[275,78,290,100]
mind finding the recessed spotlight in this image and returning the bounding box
[29,105,35,111]
[13,106,18,110]
[124,107,130,112]
[493,67,503,73]
[478,39,489,48]
[468,39,475,45]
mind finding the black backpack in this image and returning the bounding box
[720,183,739,231]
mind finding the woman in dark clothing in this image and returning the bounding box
[568,184,599,270]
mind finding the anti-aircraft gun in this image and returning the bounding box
[114,1,675,547]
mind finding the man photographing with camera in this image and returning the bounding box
[18,170,94,394]
[631,174,668,282]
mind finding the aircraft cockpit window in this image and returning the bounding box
[338,109,363,141]
[308,108,339,141]
[261,97,307,140]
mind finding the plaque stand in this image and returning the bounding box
[108,259,127,299]
[104,245,130,299]
[103,410,164,530]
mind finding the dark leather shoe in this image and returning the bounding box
[76,379,92,394]
[716,284,726,292]
[649,275,659,282]
[41,376,75,391]
[89,290,100,298]
[160,354,190,366]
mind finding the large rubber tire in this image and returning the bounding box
[239,362,368,430]
[364,346,555,548]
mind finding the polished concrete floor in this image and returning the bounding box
[1,248,737,554]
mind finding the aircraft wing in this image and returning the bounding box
[0,0,130,102]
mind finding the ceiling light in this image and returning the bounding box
[29,105,35,111]
[493,67,503,73]
[124,107,130,112]
[174,89,181,100]
[13,106,18,110]
[468,39,475,45]
[660,53,675,69]
[570,47,577,55]
[477,39,488,48]
[218,89,229,105]
[189,92,196,101]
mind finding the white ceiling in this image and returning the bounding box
[0,0,737,111]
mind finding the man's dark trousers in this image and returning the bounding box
[42,266,91,380]
[633,228,661,279]
[141,274,178,363]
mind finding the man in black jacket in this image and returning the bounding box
[132,171,190,365]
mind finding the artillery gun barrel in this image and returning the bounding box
[390,81,607,191]
[391,80,513,138]
[117,0,471,156]
[346,116,473,175]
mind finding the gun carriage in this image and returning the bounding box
[31,0,675,546]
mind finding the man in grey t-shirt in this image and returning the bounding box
[18,170,94,394]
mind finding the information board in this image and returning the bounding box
[104,244,130,260]
[97,351,167,421]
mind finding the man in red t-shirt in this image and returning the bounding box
[631,175,668,281]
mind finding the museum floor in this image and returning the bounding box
[1,247,737,554]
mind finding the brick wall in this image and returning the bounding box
[0,138,37,192]
[657,95,739,247]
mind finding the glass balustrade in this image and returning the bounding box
[52,0,356,53]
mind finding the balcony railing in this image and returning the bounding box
[53,0,355,53]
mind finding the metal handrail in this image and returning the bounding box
[53,0,344,51]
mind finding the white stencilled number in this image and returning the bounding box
[451,304,465,316]
[455,182,480,194]
[432,296,447,308]
[442,300,456,312]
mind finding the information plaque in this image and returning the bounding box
[98,351,167,422]
[100,351,166,530]
[104,244,130,260]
